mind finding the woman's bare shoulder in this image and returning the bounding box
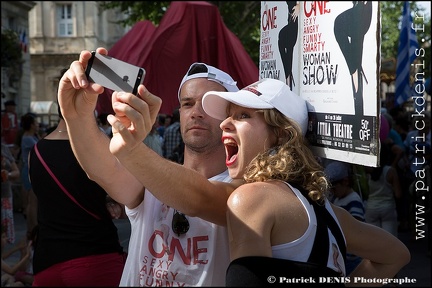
[227,180,298,211]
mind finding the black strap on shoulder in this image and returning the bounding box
[293,184,346,267]
[307,200,329,266]
[322,204,347,260]
[308,200,346,266]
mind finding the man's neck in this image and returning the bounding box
[183,150,227,179]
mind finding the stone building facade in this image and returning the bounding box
[2,1,127,127]
[1,1,36,117]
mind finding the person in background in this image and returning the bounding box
[382,112,407,169]
[19,113,40,235]
[97,113,113,138]
[28,69,125,287]
[1,143,20,245]
[163,114,172,132]
[156,114,166,139]
[382,112,411,233]
[325,161,365,221]
[390,107,410,142]
[143,121,163,156]
[365,145,402,237]
[162,107,182,160]
[11,225,37,287]
[1,224,32,287]
[58,48,240,286]
[324,160,365,275]
[1,100,19,149]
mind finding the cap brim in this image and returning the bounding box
[202,90,273,120]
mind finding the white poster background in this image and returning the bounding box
[260,1,380,167]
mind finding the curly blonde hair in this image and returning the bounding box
[243,109,329,203]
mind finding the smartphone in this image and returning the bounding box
[85,51,145,95]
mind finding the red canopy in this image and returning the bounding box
[96,1,258,115]
[107,20,156,65]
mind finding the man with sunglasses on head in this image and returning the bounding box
[58,47,241,286]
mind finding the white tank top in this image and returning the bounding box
[271,182,346,276]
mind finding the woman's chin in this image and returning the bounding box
[228,167,243,180]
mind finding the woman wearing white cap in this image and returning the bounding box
[199,78,409,285]
[103,76,410,286]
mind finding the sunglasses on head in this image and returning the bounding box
[172,209,190,236]
[187,63,208,76]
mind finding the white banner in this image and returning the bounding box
[260,1,380,167]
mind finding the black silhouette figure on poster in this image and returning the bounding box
[334,1,372,130]
[278,1,300,91]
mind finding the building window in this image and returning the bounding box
[8,17,17,31]
[57,4,73,36]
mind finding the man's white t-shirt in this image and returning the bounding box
[120,170,232,286]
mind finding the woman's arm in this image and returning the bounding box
[332,205,410,285]
[8,160,20,181]
[1,242,31,275]
[118,143,240,226]
[1,243,21,260]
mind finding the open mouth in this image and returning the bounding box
[224,138,238,165]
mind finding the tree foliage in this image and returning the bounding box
[380,2,430,61]
[100,1,169,25]
[1,29,23,80]
[100,1,430,77]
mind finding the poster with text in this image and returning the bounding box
[260,1,380,167]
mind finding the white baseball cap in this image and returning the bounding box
[178,63,239,101]
[202,78,309,135]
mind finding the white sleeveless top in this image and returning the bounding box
[271,182,346,276]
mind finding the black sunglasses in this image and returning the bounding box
[172,209,190,236]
